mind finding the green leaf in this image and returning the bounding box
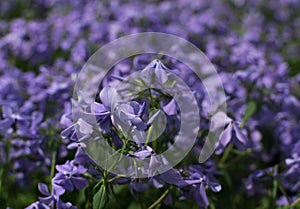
[240,101,257,128]
[93,182,109,209]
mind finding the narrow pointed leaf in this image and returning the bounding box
[241,101,257,128]
[93,183,109,209]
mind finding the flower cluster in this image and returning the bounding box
[0,0,299,208]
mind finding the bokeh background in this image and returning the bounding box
[0,0,300,208]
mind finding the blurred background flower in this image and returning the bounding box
[0,0,299,208]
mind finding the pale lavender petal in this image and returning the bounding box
[147,110,161,126]
[38,183,50,196]
[233,123,248,144]
[99,87,117,109]
[162,99,177,116]
[220,123,233,146]
[199,184,209,206]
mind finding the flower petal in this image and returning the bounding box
[233,123,248,144]
[162,99,177,116]
[38,183,50,196]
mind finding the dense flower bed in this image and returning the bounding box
[0,0,300,208]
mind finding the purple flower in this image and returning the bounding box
[215,119,248,154]
[141,59,170,84]
[130,179,149,199]
[127,145,154,159]
[38,183,57,207]
[73,148,91,164]
[282,141,300,192]
[56,197,77,209]
[26,182,77,209]
[93,87,119,133]
[0,106,14,132]
[53,160,88,192]
[161,98,178,116]
[3,0,300,208]
[160,168,183,186]
[25,201,49,209]
[67,141,87,155]
[61,87,117,140]
[179,165,222,207]
[121,101,148,131]
[119,100,161,132]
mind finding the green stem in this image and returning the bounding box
[145,126,152,145]
[106,126,133,173]
[119,125,133,156]
[291,197,300,207]
[149,89,154,107]
[107,175,127,183]
[278,181,291,205]
[150,88,172,99]
[220,144,233,164]
[272,165,278,201]
[50,150,57,183]
[272,177,278,200]
[147,189,169,209]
